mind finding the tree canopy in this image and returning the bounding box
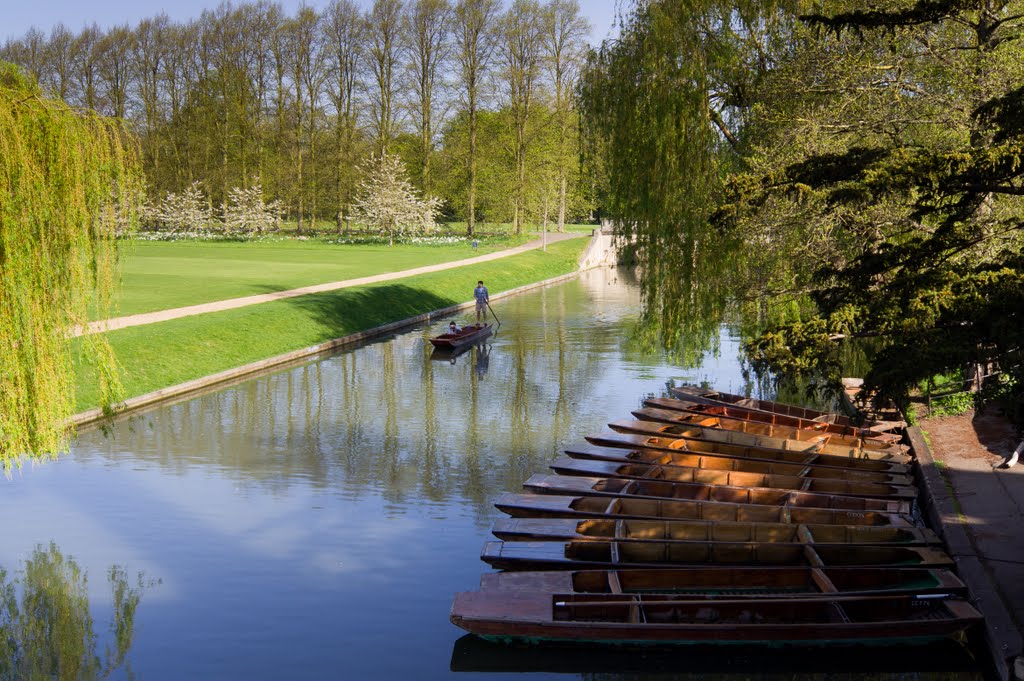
[0,62,140,469]
[582,0,1024,408]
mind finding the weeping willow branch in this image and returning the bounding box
[0,62,142,471]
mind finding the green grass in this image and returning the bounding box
[105,236,535,318]
[74,238,588,411]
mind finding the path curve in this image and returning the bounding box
[76,232,584,337]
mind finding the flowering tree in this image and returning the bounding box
[223,184,282,235]
[143,182,212,232]
[351,152,440,245]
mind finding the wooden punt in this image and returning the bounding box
[549,457,917,501]
[646,396,903,445]
[429,323,493,349]
[478,567,966,598]
[492,518,940,546]
[566,443,913,485]
[585,430,911,474]
[670,385,905,433]
[522,474,912,514]
[495,493,915,527]
[480,540,953,570]
[633,407,908,457]
[450,590,981,646]
[609,418,912,464]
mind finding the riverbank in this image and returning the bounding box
[72,236,592,422]
[913,409,1024,681]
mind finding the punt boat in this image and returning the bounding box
[522,474,912,514]
[491,517,939,546]
[549,457,917,500]
[450,590,980,646]
[429,323,492,349]
[494,492,915,527]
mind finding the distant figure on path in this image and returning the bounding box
[474,280,489,322]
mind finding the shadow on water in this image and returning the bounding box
[450,634,985,678]
[0,542,152,680]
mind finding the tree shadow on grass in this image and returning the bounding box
[268,282,460,340]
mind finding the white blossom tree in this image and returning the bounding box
[351,152,440,245]
[143,182,212,232]
[223,184,283,235]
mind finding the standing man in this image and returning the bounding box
[474,280,489,322]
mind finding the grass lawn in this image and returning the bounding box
[74,237,588,412]
[105,235,533,318]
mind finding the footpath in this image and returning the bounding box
[77,231,584,336]
[911,410,1024,681]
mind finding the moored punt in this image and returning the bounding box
[429,322,493,349]
[585,431,911,474]
[450,590,981,646]
[609,418,912,463]
[480,540,953,570]
[479,567,966,598]
[633,407,908,456]
[645,396,903,444]
[522,474,912,514]
[492,517,940,546]
[549,457,917,500]
[669,385,905,433]
[566,443,912,485]
[495,493,915,527]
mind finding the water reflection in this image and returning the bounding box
[0,543,148,680]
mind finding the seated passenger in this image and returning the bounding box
[448,321,462,334]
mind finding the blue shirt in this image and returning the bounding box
[474,285,488,303]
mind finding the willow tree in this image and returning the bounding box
[0,63,140,470]
[579,1,791,361]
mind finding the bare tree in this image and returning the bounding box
[543,0,588,232]
[71,24,101,111]
[366,0,405,155]
[132,15,171,180]
[405,0,452,195]
[45,25,76,100]
[294,6,329,229]
[453,0,500,236]
[325,0,366,232]
[499,0,545,235]
[96,25,133,119]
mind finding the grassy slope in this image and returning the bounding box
[74,238,587,411]
[107,237,527,317]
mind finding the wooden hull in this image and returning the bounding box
[609,418,912,463]
[633,407,908,457]
[522,474,912,514]
[478,567,966,598]
[451,590,980,646]
[495,492,915,527]
[480,540,952,570]
[492,517,939,546]
[585,431,911,474]
[646,396,902,444]
[429,323,492,349]
[669,385,905,433]
[549,456,917,500]
[567,443,912,485]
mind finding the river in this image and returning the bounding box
[0,268,983,679]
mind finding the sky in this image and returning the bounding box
[3,0,623,45]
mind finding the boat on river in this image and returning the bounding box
[478,566,965,597]
[670,385,905,433]
[429,323,492,349]
[633,407,908,456]
[492,517,939,546]
[549,457,917,500]
[566,443,913,485]
[609,417,912,463]
[450,590,980,646]
[496,492,914,526]
[645,396,903,444]
[480,539,952,570]
[584,431,911,474]
[522,474,911,514]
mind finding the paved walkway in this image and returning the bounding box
[76,232,584,337]
[918,410,1024,681]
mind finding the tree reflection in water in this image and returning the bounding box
[0,542,151,681]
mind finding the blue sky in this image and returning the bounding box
[4,0,623,45]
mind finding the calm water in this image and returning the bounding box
[1,268,983,680]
